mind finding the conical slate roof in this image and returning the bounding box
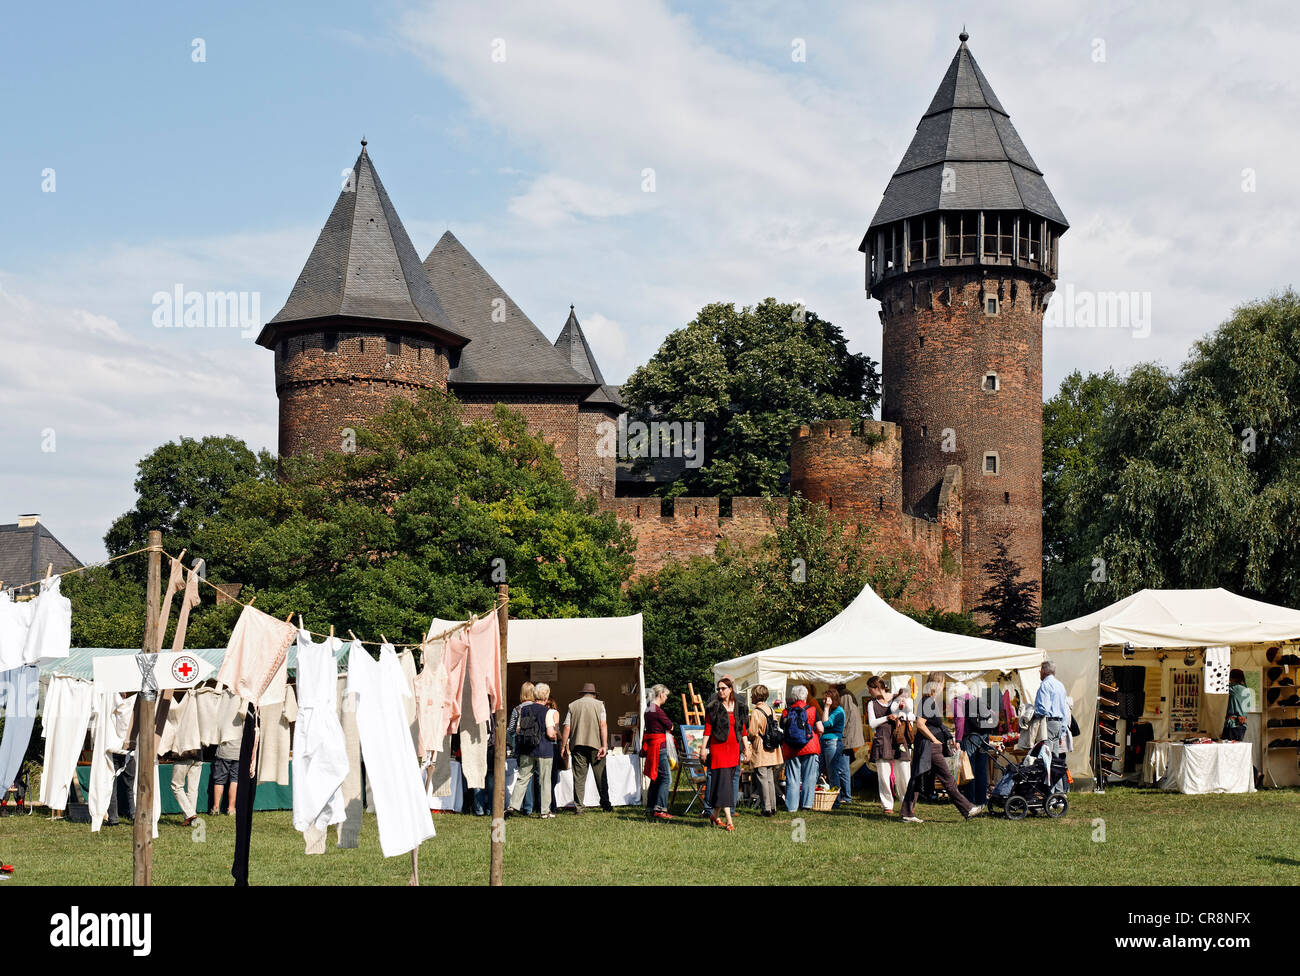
[423,231,597,389]
[554,306,623,409]
[257,143,467,348]
[866,34,1068,233]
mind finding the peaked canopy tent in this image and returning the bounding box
[1038,588,1300,786]
[713,584,1043,705]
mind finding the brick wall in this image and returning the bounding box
[576,404,619,501]
[453,391,584,485]
[275,329,449,457]
[600,496,783,578]
[877,270,1048,613]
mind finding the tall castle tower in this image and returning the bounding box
[257,141,469,457]
[862,32,1068,612]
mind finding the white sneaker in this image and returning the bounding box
[965,805,986,819]
[902,815,924,823]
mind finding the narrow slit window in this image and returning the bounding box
[984,452,999,475]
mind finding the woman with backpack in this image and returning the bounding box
[643,684,675,821]
[747,684,783,816]
[700,677,749,830]
[780,685,821,812]
[509,682,554,818]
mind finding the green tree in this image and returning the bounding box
[198,393,634,643]
[1041,290,1300,619]
[620,299,880,496]
[973,529,1040,644]
[105,435,275,568]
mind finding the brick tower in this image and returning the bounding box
[257,140,469,457]
[861,31,1068,612]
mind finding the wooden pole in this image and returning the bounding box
[133,530,162,886]
[490,584,508,886]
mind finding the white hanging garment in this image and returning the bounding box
[1205,646,1231,694]
[0,592,35,671]
[39,676,95,809]
[88,691,135,831]
[22,577,71,663]
[347,643,435,857]
[292,630,349,834]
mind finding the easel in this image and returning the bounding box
[681,683,705,725]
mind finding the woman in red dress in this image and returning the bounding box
[701,676,749,830]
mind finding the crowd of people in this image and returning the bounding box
[626,661,1074,829]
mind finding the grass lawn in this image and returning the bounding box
[4,786,1298,886]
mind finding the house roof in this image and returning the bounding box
[865,33,1068,234]
[258,142,468,348]
[554,306,623,409]
[0,520,82,595]
[423,231,598,390]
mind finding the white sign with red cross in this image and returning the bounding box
[93,651,215,694]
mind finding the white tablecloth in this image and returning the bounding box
[427,754,642,811]
[1143,741,1255,794]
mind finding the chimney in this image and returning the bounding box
[17,514,40,528]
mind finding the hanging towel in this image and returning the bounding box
[440,631,471,737]
[336,665,363,849]
[257,684,297,786]
[0,592,34,671]
[218,604,295,705]
[348,643,435,857]
[292,630,349,837]
[39,676,95,809]
[22,577,71,663]
[466,615,502,725]
[1205,646,1231,694]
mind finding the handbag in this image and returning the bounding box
[957,749,974,784]
[892,718,914,747]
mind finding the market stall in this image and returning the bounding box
[1038,588,1300,790]
[713,583,1042,706]
[427,614,645,808]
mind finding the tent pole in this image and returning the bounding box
[490,583,508,886]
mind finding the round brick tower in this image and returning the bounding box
[861,32,1068,613]
[256,140,468,458]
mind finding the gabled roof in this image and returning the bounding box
[423,231,598,390]
[0,520,82,596]
[258,142,467,348]
[554,306,623,409]
[866,33,1068,234]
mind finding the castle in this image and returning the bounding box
[255,32,1065,616]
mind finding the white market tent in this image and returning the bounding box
[1038,588,1300,784]
[713,584,1043,701]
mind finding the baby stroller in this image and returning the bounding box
[985,742,1069,820]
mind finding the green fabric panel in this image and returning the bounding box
[74,763,293,813]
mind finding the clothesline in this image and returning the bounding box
[159,546,504,651]
[0,543,158,596]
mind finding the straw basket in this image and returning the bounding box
[811,789,837,811]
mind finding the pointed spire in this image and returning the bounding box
[865,34,1067,232]
[259,144,467,348]
[554,305,622,409]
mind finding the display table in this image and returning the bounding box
[1142,741,1255,794]
[427,754,642,812]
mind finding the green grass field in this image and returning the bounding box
[4,787,1298,886]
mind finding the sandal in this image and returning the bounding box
[724,822,735,831]
[711,817,726,828]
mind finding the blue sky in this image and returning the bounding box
[3,0,1299,564]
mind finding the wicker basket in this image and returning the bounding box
[811,789,838,811]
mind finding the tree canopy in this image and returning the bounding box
[1042,289,1300,622]
[620,299,880,497]
[71,393,635,648]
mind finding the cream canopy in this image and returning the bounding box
[1038,588,1300,781]
[713,584,1042,693]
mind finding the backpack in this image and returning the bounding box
[759,705,783,751]
[515,706,542,755]
[781,703,814,749]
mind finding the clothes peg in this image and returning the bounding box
[381,633,389,647]
[329,624,335,641]
[176,548,187,563]
[349,630,362,646]
[45,564,53,581]
[298,614,305,631]
[285,611,294,623]
[248,596,256,607]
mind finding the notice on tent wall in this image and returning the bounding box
[530,662,558,682]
